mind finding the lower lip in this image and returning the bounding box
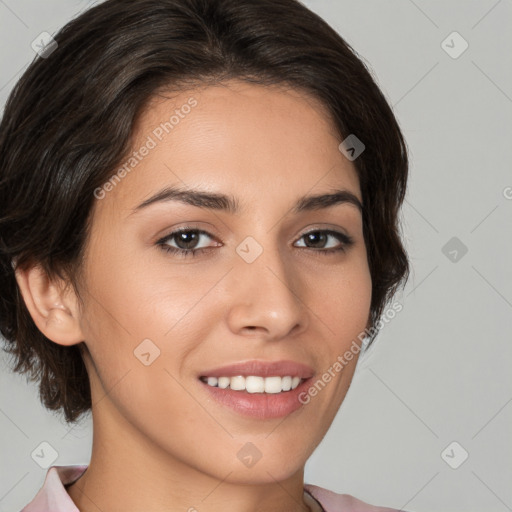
[199,378,312,419]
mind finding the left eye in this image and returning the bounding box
[294,230,351,251]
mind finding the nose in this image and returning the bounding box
[225,243,309,341]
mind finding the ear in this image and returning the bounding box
[14,263,85,346]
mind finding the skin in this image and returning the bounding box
[16,80,372,512]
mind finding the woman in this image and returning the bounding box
[0,0,410,510]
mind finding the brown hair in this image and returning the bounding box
[0,0,409,423]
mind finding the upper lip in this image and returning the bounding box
[199,360,315,379]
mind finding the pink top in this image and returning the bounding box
[21,465,406,512]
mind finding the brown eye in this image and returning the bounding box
[172,230,202,250]
[295,230,354,253]
[157,228,218,258]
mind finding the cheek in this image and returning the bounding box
[314,254,372,343]
[78,248,225,398]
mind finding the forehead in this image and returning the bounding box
[100,80,361,217]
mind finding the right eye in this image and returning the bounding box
[156,228,221,258]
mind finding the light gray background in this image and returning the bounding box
[1,1,511,511]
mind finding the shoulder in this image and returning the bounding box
[21,464,88,512]
[304,483,407,512]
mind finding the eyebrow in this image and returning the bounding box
[131,185,363,215]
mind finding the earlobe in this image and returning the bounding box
[14,263,85,346]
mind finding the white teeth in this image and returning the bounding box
[230,376,245,391]
[218,376,230,389]
[201,375,304,393]
[264,376,282,394]
[245,376,265,393]
[281,376,292,391]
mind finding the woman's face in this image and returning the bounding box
[77,80,372,483]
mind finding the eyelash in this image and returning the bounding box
[156,228,354,259]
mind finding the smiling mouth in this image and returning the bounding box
[199,375,304,394]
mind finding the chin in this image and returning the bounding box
[230,443,311,484]
[224,462,305,485]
